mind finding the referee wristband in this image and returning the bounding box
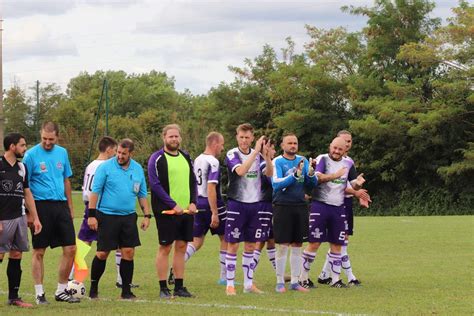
[89,208,97,218]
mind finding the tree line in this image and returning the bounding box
[4,0,473,215]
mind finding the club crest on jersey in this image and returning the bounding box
[40,162,47,172]
[56,162,63,170]
[2,180,13,192]
[230,228,241,239]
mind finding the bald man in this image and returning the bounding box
[299,137,365,288]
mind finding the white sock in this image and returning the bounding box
[34,284,44,296]
[341,245,356,281]
[225,253,237,287]
[242,251,254,289]
[185,243,196,262]
[319,251,331,279]
[290,247,302,284]
[275,245,288,284]
[267,247,276,270]
[115,251,122,284]
[69,264,75,280]
[253,249,261,272]
[55,282,67,295]
[301,250,316,281]
[328,252,342,284]
[219,250,227,280]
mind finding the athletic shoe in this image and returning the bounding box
[317,277,332,285]
[226,286,236,296]
[160,288,172,299]
[348,279,362,287]
[168,268,175,285]
[55,290,80,303]
[243,285,264,294]
[7,298,33,308]
[299,279,316,289]
[116,282,140,289]
[331,280,348,288]
[290,283,310,292]
[89,287,98,299]
[35,294,49,305]
[275,283,286,293]
[120,292,137,300]
[173,287,194,298]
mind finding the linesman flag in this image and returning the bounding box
[74,238,91,282]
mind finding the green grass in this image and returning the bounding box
[0,195,472,315]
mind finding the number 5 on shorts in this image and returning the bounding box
[339,231,346,241]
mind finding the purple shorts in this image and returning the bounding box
[257,201,273,242]
[78,203,98,243]
[344,197,354,235]
[308,200,346,245]
[193,200,226,237]
[225,200,261,243]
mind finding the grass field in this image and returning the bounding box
[0,193,472,315]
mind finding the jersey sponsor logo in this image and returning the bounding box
[331,178,346,184]
[40,162,47,172]
[2,180,13,192]
[245,171,258,179]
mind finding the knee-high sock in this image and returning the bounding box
[319,250,332,280]
[300,250,316,281]
[242,251,255,288]
[328,252,342,284]
[253,249,261,272]
[275,245,288,284]
[120,259,134,295]
[115,251,122,284]
[90,256,107,291]
[219,250,227,280]
[185,243,196,262]
[290,247,302,284]
[7,258,21,300]
[341,245,356,281]
[225,253,237,287]
[267,247,276,270]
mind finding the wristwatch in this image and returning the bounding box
[144,214,152,219]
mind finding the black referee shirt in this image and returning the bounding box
[0,156,29,220]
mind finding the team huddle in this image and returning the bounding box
[0,121,370,307]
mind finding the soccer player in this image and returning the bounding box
[182,132,228,284]
[253,140,276,275]
[271,134,318,293]
[87,139,151,300]
[317,130,370,286]
[23,122,79,304]
[148,124,197,299]
[300,137,365,288]
[224,123,273,295]
[0,133,42,308]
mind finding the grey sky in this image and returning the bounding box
[2,0,457,94]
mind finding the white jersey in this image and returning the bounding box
[82,159,107,202]
[194,153,220,198]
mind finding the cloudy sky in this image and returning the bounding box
[2,0,455,95]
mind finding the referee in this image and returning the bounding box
[88,138,151,300]
[0,133,42,307]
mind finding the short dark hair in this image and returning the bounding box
[98,136,117,153]
[236,123,254,134]
[4,133,25,151]
[119,138,134,152]
[41,121,59,135]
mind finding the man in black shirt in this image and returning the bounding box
[0,133,42,308]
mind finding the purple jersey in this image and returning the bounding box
[313,154,357,206]
[225,148,266,203]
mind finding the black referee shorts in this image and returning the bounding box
[153,211,194,246]
[96,211,141,251]
[273,204,309,244]
[32,201,76,249]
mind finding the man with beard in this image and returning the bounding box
[23,122,79,304]
[224,123,273,296]
[0,133,42,307]
[87,138,151,300]
[299,137,365,288]
[148,124,197,299]
[271,134,320,293]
